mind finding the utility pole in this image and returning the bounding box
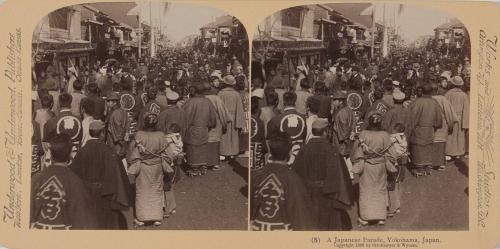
[150,1,155,58]
[371,4,376,59]
[138,6,142,59]
[382,3,388,57]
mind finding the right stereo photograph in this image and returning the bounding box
[250,3,470,231]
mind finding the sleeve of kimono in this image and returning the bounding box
[462,95,470,129]
[235,95,246,129]
[287,174,316,231]
[350,139,365,174]
[126,140,141,165]
[334,109,352,142]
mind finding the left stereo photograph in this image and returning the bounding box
[30,1,249,230]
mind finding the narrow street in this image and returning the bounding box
[349,158,469,230]
[124,157,249,230]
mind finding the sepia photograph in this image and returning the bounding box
[30,1,249,230]
[250,3,470,231]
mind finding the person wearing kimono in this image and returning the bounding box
[70,120,131,229]
[31,134,99,230]
[127,113,169,226]
[82,83,105,121]
[156,91,186,137]
[183,84,217,175]
[137,86,165,131]
[259,90,280,137]
[408,84,443,176]
[218,75,246,158]
[351,113,398,226]
[313,81,331,119]
[267,91,307,165]
[295,79,313,115]
[119,78,142,140]
[251,131,315,231]
[365,89,392,123]
[432,84,458,170]
[70,80,85,118]
[381,91,411,139]
[292,119,353,231]
[445,76,469,159]
[330,91,355,158]
[43,93,83,162]
[236,77,250,156]
[346,79,370,120]
[105,92,130,158]
[205,83,231,170]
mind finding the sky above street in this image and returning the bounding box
[373,3,455,42]
[137,2,228,42]
[135,2,457,43]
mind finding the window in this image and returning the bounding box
[49,8,70,30]
[282,7,302,28]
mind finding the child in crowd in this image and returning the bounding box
[387,123,408,217]
[162,123,185,218]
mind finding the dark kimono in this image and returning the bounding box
[183,96,217,166]
[106,105,130,157]
[292,137,353,230]
[408,95,443,166]
[31,165,98,229]
[331,106,355,157]
[70,139,131,229]
[251,163,315,231]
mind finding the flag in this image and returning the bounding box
[360,5,374,16]
[127,4,141,16]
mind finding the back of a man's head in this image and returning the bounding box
[267,131,292,161]
[283,91,297,107]
[41,94,54,109]
[80,98,95,116]
[59,93,72,109]
[73,79,83,91]
[87,83,98,94]
[306,97,320,115]
[49,134,72,163]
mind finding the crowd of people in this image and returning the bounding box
[30,47,249,229]
[250,48,470,230]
